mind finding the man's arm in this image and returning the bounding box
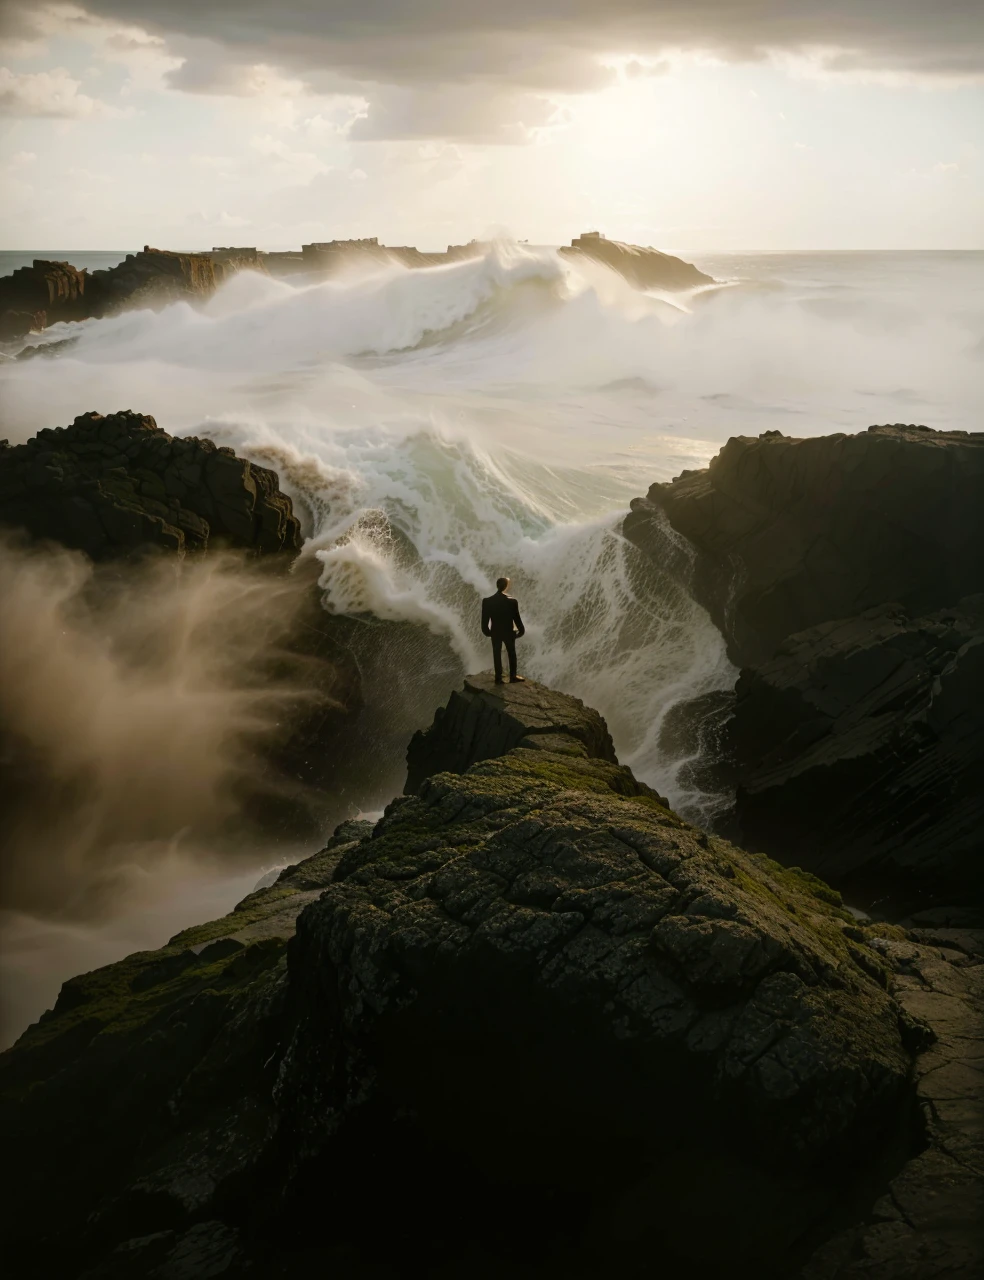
[513,600,525,637]
[481,599,491,636]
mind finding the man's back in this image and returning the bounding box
[482,591,522,636]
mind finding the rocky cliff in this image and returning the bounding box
[0,249,220,349]
[625,425,984,669]
[4,676,977,1280]
[560,231,714,290]
[624,425,984,913]
[0,258,88,333]
[86,247,217,317]
[0,411,367,837]
[0,410,302,559]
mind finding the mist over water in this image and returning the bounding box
[1,243,982,1043]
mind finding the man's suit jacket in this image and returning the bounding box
[482,592,524,638]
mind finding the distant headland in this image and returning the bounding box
[0,233,713,352]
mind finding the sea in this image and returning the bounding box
[1,245,981,1042]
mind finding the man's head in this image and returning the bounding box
[496,576,510,592]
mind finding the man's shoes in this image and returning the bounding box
[494,677,504,685]
[509,675,525,683]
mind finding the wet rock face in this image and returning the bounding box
[0,410,303,559]
[731,599,984,911]
[625,425,984,669]
[1,678,936,1278]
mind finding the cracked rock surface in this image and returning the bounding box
[803,927,984,1279]
[2,679,978,1278]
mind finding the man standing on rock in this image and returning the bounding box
[482,577,526,685]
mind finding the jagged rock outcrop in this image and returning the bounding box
[625,426,984,669]
[0,412,367,834]
[731,599,984,910]
[0,250,220,348]
[404,671,624,793]
[625,425,984,908]
[0,259,87,329]
[6,676,971,1279]
[87,247,216,316]
[560,231,714,290]
[0,410,302,559]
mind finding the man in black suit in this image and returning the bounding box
[481,576,525,684]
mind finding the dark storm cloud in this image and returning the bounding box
[16,2,984,86]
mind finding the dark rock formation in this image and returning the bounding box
[0,308,46,343]
[87,247,216,316]
[0,412,367,837]
[625,425,984,911]
[625,426,984,669]
[560,230,714,290]
[0,259,88,327]
[405,670,623,793]
[732,599,984,911]
[0,250,221,346]
[6,676,972,1279]
[0,410,302,559]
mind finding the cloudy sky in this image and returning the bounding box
[1,1,981,249]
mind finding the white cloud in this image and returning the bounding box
[186,209,252,228]
[249,134,330,184]
[0,66,122,118]
[769,45,984,88]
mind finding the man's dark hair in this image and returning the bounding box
[496,576,510,591]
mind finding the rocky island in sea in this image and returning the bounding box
[0,232,714,352]
[0,404,980,1278]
